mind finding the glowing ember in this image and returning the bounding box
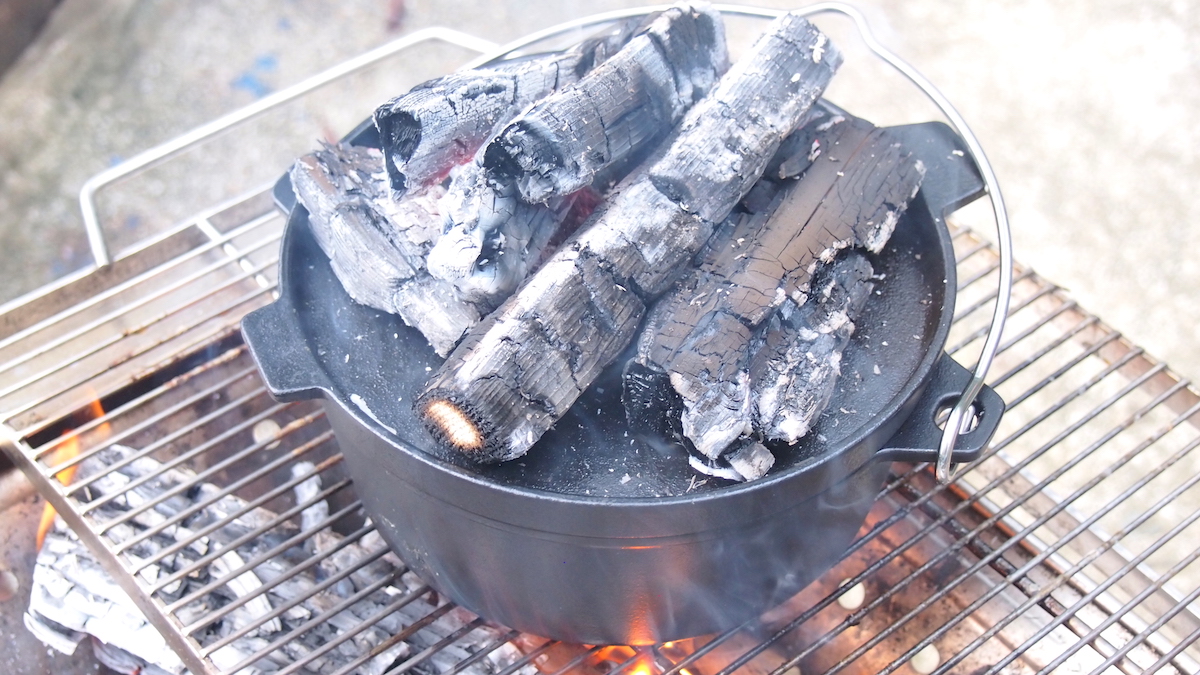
[36,398,110,549]
[424,399,483,450]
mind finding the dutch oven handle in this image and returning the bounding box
[875,354,1005,466]
[242,297,332,403]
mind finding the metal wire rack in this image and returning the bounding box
[3,182,1199,673]
[2,7,1199,675]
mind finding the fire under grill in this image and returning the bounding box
[4,7,1200,675]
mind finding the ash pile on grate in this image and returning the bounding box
[26,445,536,675]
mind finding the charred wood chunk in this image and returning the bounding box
[373,19,640,195]
[649,13,842,224]
[290,143,481,356]
[427,151,604,312]
[751,250,875,443]
[484,4,728,203]
[633,113,924,462]
[688,438,775,482]
[418,12,839,462]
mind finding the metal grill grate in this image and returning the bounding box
[3,185,1199,674]
[3,8,1200,675]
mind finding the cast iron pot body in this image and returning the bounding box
[242,120,1004,645]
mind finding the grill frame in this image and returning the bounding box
[2,5,1199,675]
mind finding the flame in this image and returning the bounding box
[36,398,110,549]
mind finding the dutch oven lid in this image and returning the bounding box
[246,117,987,503]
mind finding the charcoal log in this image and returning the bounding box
[688,438,775,482]
[484,4,728,203]
[634,114,925,459]
[417,12,840,462]
[751,250,876,443]
[290,143,480,355]
[373,19,639,195]
[425,159,597,310]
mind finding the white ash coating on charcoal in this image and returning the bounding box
[631,113,925,478]
[752,250,877,444]
[373,19,640,196]
[426,3,728,309]
[648,13,843,224]
[688,438,775,483]
[291,142,481,356]
[483,4,728,204]
[426,160,595,310]
[417,12,840,463]
[26,446,536,675]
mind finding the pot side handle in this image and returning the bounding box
[241,298,331,403]
[875,354,1005,465]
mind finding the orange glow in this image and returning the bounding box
[629,657,655,675]
[36,398,110,549]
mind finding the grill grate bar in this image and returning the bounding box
[71,389,277,505]
[440,629,524,675]
[988,310,1093,389]
[1002,519,1200,675]
[34,357,258,466]
[377,615,488,675]
[864,394,1200,675]
[956,257,1001,290]
[128,452,343,567]
[1089,582,1200,675]
[0,220,280,384]
[146,475,352,586]
[108,412,326,551]
[182,523,380,636]
[128,414,328,544]
[10,316,261,438]
[952,267,1036,324]
[0,247,279,420]
[160,493,358,603]
[89,406,319,528]
[0,206,277,356]
[929,440,1200,675]
[252,583,435,675]
[546,645,607,675]
[953,237,991,262]
[198,544,394,656]
[946,280,1058,355]
[710,362,1191,675]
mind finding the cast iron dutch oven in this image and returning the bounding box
[241,113,1004,645]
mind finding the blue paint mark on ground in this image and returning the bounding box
[231,53,280,99]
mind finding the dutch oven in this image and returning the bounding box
[240,12,1008,643]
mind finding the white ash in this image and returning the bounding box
[26,444,537,675]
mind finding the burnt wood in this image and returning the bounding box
[373,18,639,196]
[290,143,481,356]
[751,250,876,443]
[483,4,728,204]
[417,12,841,463]
[633,115,925,463]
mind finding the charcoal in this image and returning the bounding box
[374,19,640,195]
[417,12,840,463]
[686,438,773,482]
[648,13,842,224]
[290,143,481,355]
[426,160,593,311]
[752,250,876,443]
[484,4,728,203]
[634,113,924,461]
